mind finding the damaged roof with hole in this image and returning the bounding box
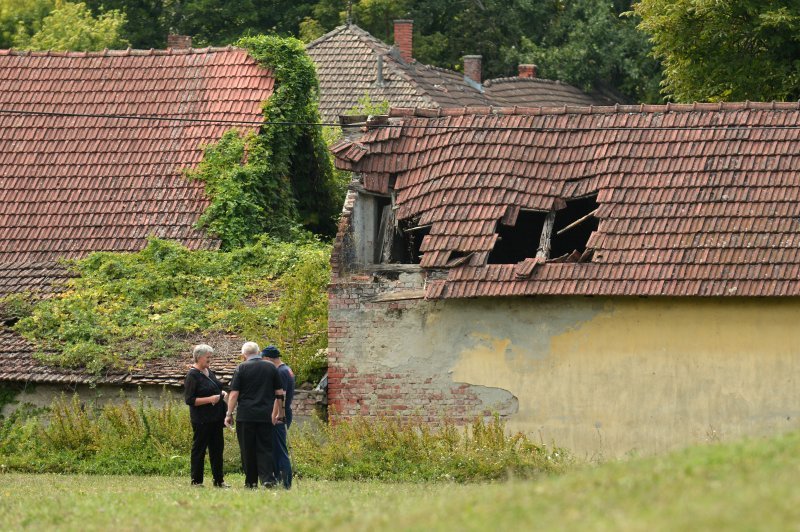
[306,24,601,122]
[333,102,800,298]
[0,46,275,385]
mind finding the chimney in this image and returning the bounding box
[518,64,537,79]
[167,34,192,49]
[463,55,482,84]
[393,19,413,63]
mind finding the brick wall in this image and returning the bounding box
[292,389,327,420]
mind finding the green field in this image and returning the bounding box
[4,429,800,531]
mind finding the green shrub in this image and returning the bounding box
[0,396,570,482]
[13,237,330,383]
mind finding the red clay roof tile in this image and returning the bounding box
[338,103,800,298]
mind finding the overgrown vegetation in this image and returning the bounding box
[10,237,330,383]
[191,35,343,247]
[0,394,567,482]
[292,415,567,481]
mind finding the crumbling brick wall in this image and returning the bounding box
[327,189,518,423]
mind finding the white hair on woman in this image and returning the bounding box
[192,344,214,363]
[241,341,260,356]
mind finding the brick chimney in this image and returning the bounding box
[518,64,538,79]
[463,55,482,84]
[394,20,413,63]
[167,34,192,49]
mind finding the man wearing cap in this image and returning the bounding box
[262,345,295,489]
[224,341,284,488]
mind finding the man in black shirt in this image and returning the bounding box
[224,341,285,489]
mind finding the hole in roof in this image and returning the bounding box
[550,194,599,260]
[395,218,430,264]
[488,210,548,264]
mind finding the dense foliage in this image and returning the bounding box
[1,0,127,50]
[237,34,342,238]
[0,394,569,481]
[11,237,330,383]
[44,0,662,102]
[190,34,342,246]
[634,0,800,101]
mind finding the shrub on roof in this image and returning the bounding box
[11,236,330,384]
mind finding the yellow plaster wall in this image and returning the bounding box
[449,297,800,458]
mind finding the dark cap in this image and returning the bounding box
[260,345,281,358]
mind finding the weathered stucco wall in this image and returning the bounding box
[329,280,800,458]
[3,383,326,423]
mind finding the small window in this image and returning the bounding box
[488,210,548,264]
[550,195,598,259]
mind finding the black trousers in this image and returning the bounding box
[190,420,225,485]
[236,421,276,487]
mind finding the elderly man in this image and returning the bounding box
[224,341,285,489]
[261,345,295,489]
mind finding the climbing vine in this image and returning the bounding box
[190,35,343,248]
[9,36,341,383]
[13,237,331,384]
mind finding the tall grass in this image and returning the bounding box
[0,394,569,481]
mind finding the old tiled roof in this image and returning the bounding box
[334,102,800,298]
[0,47,275,384]
[307,24,601,122]
[0,329,248,386]
[483,77,597,107]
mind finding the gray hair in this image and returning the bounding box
[241,341,260,356]
[192,344,214,363]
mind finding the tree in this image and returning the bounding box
[13,0,128,51]
[84,0,167,48]
[509,0,662,103]
[634,0,800,102]
[0,0,55,48]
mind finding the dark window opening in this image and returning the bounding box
[386,218,430,264]
[488,210,548,264]
[550,195,599,260]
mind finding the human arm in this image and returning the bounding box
[271,389,285,425]
[225,390,239,427]
[184,371,222,406]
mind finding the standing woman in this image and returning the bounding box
[184,344,229,488]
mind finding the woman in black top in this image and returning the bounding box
[184,344,228,487]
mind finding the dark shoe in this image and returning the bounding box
[245,483,259,490]
[262,480,277,489]
[213,482,230,489]
[191,482,204,488]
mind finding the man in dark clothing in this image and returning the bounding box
[224,341,284,489]
[262,345,295,489]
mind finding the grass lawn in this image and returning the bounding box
[4,429,800,531]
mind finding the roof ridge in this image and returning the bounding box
[388,101,800,118]
[0,46,238,57]
[483,76,565,87]
[304,24,349,49]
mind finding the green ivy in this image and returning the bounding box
[13,237,330,384]
[190,35,342,248]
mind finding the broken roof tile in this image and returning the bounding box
[336,103,800,298]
